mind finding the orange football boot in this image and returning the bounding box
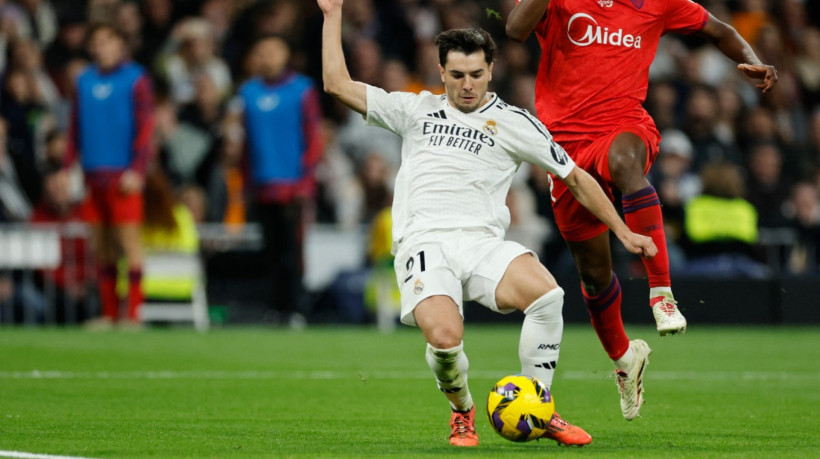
[449,406,479,447]
[541,413,592,446]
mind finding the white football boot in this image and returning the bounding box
[614,339,652,421]
[651,296,687,336]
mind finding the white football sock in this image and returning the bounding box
[425,342,473,412]
[614,345,634,372]
[518,288,564,389]
[650,286,673,299]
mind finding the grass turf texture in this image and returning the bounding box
[0,325,818,458]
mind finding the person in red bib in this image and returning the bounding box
[507,0,776,420]
[64,24,155,328]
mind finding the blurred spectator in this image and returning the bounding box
[800,108,820,171]
[44,10,86,83]
[137,0,174,68]
[199,0,233,45]
[732,0,772,46]
[0,118,32,222]
[30,170,94,322]
[157,17,232,105]
[652,129,701,243]
[784,182,820,274]
[114,1,143,59]
[358,153,391,224]
[154,95,215,187]
[681,161,769,278]
[137,168,200,303]
[1,67,49,173]
[14,0,57,48]
[793,27,820,109]
[742,105,780,149]
[348,37,383,87]
[43,128,83,202]
[181,74,226,187]
[645,81,680,133]
[64,23,155,328]
[715,83,745,147]
[683,84,742,170]
[10,38,60,113]
[761,73,807,147]
[202,124,244,225]
[227,35,322,326]
[409,40,444,94]
[313,119,362,227]
[505,73,537,115]
[0,2,29,73]
[745,142,791,227]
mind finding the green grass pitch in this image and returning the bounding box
[1,324,818,458]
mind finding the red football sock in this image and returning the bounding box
[583,274,629,360]
[622,185,671,288]
[126,268,143,321]
[99,264,119,320]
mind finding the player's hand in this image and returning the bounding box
[738,63,778,93]
[317,0,343,15]
[120,170,144,194]
[620,232,657,259]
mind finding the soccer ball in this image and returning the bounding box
[486,374,555,442]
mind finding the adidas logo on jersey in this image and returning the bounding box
[567,13,642,48]
[426,110,447,119]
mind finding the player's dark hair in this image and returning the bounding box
[434,28,496,67]
[251,33,292,51]
[85,22,127,46]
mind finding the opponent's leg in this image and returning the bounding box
[495,254,591,446]
[414,296,477,447]
[567,234,630,360]
[567,235,651,420]
[608,132,686,335]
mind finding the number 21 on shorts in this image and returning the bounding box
[403,250,426,284]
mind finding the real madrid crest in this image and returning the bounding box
[482,120,498,136]
[413,278,424,295]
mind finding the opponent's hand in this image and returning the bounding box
[738,63,778,93]
[317,0,343,15]
[620,232,657,258]
[120,169,144,194]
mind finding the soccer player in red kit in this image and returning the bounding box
[507,0,776,420]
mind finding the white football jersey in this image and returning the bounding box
[364,85,576,253]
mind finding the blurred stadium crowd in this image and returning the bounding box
[1,0,820,323]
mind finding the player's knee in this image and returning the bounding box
[579,268,612,295]
[523,287,564,322]
[426,325,463,350]
[608,150,643,181]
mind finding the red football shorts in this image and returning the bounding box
[83,182,144,225]
[550,123,660,242]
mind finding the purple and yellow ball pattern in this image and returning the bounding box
[486,375,555,442]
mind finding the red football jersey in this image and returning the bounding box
[524,0,708,142]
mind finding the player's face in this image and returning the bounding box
[89,28,125,70]
[440,51,493,113]
[255,38,290,80]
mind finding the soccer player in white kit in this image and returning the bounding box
[317,0,656,448]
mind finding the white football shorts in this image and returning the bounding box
[393,228,534,326]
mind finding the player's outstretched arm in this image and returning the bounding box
[318,0,367,114]
[700,13,777,93]
[562,167,658,258]
[506,0,550,42]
